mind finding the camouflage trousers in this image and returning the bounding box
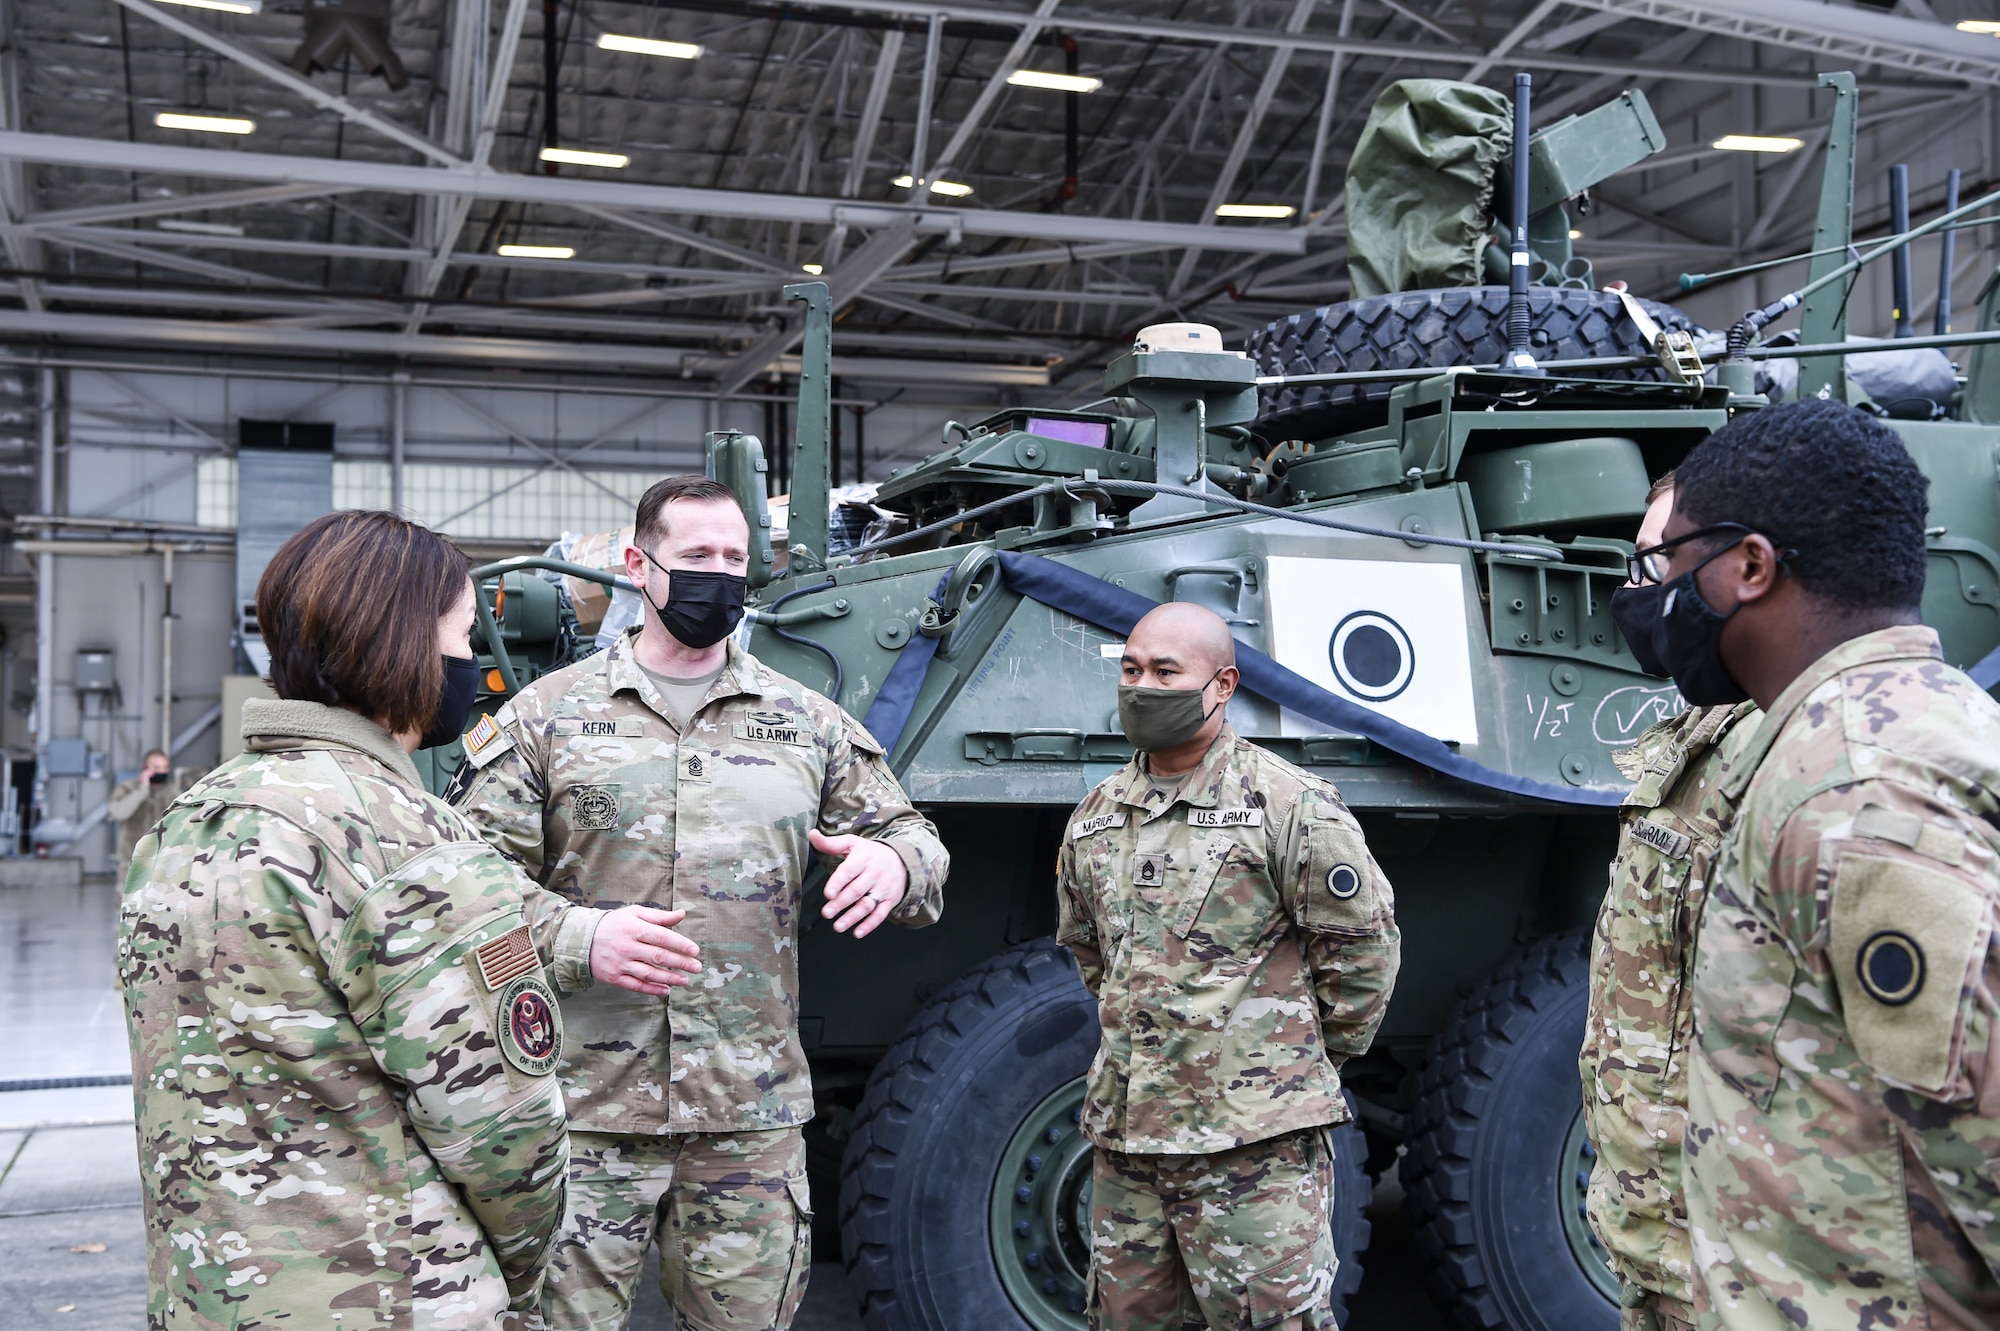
[1088,1127,1341,1331]
[534,1128,812,1331]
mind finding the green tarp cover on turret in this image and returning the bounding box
[1346,79,1511,298]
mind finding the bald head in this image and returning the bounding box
[1127,602,1237,678]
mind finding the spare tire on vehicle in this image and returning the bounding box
[1247,286,1703,444]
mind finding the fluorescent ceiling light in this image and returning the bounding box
[1007,69,1103,94]
[154,0,263,12]
[157,218,245,237]
[497,244,575,259]
[1215,202,1296,219]
[1957,19,2000,33]
[155,111,255,135]
[801,263,824,275]
[1712,134,1803,153]
[1568,228,1583,240]
[598,33,702,59]
[892,174,975,197]
[538,146,630,169]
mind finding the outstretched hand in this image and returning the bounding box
[590,905,701,997]
[811,830,908,939]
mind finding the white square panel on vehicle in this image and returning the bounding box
[1265,556,1480,745]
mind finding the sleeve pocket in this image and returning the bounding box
[1829,849,1989,1099]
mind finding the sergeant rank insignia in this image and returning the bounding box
[496,974,563,1076]
[571,784,621,829]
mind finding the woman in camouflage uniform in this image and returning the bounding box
[118,511,693,1330]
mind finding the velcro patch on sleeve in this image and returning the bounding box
[1628,816,1692,860]
[1855,803,1968,868]
[1070,811,1125,840]
[1188,807,1264,829]
[462,713,517,769]
[470,925,541,992]
[1829,851,1989,1095]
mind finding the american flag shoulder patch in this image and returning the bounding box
[471,925,541,991]
[462,713,515,769]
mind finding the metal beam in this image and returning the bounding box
[107,0,464,164]
[27,184,360,230]
[0,307,1056,387]
[0,0,39,312]
[924,0,1063,182]
[1172,0,1319,295]
[0,132,1310,255]
[843,28,903,198]
[572,205,790,273]
[1561,0,2000,85]
[683,0,1971,89]
[1460,0,1563,83]
[405,0,531,333]
[709,220,919,395]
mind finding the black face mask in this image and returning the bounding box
[423,655,481,749]
[1649,541,1756,707]
[1609,583,1670,677]
[641,551,747,650]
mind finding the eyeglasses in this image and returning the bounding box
[1626,522,1756,585]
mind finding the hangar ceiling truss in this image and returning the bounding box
[0,0,1991,392]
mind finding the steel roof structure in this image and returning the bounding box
[0,0,1994,399]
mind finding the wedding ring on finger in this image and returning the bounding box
[864,889,881,903]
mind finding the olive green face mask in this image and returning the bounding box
[1117,672,1222,752]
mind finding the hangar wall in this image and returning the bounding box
[28,361,1015,874]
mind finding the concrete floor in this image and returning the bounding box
[0,882,1445,1331]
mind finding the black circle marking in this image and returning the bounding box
[1328,611,1416,702]
[1326,864,1361,899]
[1857,930,1926,1006]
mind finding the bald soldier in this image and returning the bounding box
[1056,602,1402,1331]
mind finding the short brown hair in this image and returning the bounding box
[634,475,738,553]
[1646,468,1676,505]
[257,511,471,736]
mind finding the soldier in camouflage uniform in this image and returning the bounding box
[1640,401,2000,1326]
[119,512,582,1330]
[1582,474,1762,1331]
[1056,602,1401,1331]
[450,476,949,1331]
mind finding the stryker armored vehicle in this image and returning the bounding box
[427,70,2000,1331]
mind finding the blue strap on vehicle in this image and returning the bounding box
[994,551,1626,808]
[861,576,949,755]
[1970,643,2000,692]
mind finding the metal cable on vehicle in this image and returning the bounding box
[755,577,846,704]
[844,479,1564,562]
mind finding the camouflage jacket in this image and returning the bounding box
[1580,699,1760,1309]
[1055,724,1401,1154]
[118,699,570,1330]
[448,630,948,1137]
[1686,626,2000,1328]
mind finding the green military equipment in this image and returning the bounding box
[427,70,2000,1331]
[1346,79,1666,296]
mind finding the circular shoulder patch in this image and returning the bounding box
[1857,930,1926,1007]
[497,975,563,1076]
[1325,864,1361,900]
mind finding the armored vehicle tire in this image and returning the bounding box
[1400,929,1619,1331]
[1247,286,1701,445]
[837,939,1371,1331]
